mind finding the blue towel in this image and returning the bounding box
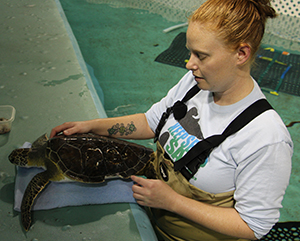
[14,142,136,212]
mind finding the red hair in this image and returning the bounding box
[191,0,277,60]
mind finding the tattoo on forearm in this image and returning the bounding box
[107,122,137,136]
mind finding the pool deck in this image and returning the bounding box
[0,0,156,240]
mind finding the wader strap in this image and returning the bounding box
[154,84,200,142]
[174,99,273,180]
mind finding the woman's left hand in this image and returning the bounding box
[131,175,256,239]
[131,175,178,211]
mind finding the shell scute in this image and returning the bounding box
[57,143,82,174]
[81,145,107,177]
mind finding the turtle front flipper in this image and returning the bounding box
[21,171,51,231]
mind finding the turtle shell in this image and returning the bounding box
[45,133,154,183]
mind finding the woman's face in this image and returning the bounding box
[186,21,241,96]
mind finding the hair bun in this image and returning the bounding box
[249,0,277,18]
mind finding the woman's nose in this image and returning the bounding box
[185,54,198,70]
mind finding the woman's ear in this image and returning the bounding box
[237,43,251,65]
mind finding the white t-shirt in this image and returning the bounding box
[145,71,293,239]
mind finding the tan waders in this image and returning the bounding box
[148,142,249,241]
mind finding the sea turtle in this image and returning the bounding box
[9,133,156,231]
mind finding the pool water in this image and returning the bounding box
[59,0,300,223]
[60,0,187,113]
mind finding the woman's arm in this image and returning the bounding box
[50,113,155,139]
[131,175,257,240]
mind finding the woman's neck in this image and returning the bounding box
[213,74,254,106]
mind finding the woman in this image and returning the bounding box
[51,0,293,240]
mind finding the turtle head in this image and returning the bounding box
[9,134,49,167]
[9,148,31,166]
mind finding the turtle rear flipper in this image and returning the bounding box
[21,171,51,231]
[135,155,157,179]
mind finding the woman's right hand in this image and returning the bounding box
[50,121,93,138]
